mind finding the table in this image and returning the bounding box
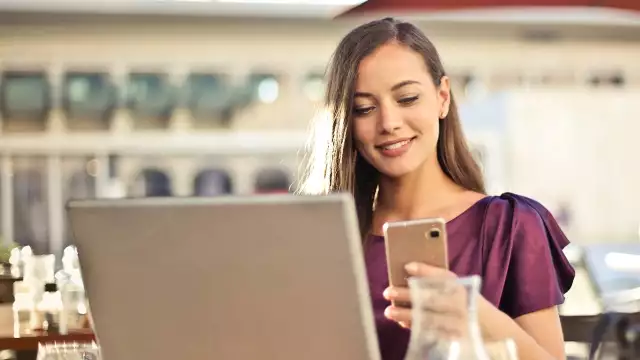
[0,304,95,360]
[0,330,95,352]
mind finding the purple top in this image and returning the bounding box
[365,192,576,360]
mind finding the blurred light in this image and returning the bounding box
[69,80,89,102]
[218,0,363,4]
[604,252,640,272]
[300,108,332,194]
[78,302,87,315]
[85,159,99,177]
[303,76,325,102]
[258,78,279,104]
[103,179,126,199]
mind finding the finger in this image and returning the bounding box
[413,286,468,317]
[417,313,469,340]
[404,262,456,278]
[383,306,465,330]
[384,305,412,325]
[417,295,467,316]
[383,286,411,304]
[384,284,467,313]
[385,307,467,339]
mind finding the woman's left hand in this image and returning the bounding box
[382,262,470,338]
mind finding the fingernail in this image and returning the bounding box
[384,307,396,319]
[383,288,397,299]
[405,262,419,274]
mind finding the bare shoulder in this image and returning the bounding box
[442,190,488,221]
[461,190,488,207]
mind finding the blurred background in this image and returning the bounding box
[0,0,638,358]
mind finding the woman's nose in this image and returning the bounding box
[378,104,402,134]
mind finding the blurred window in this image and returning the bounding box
[126,72,175,127]
[0,71,50,131]
[302,73,324,102]
[62,71,116,128]
[183,73,233,126]
[588,72,626,88]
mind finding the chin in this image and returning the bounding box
[376,163,419,179]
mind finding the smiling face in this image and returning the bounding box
[352,41,451,179]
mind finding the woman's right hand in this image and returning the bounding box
[382,262,470,339]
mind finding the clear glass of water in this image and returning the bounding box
[36,342,101,360]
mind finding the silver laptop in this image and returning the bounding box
[67,193,380,360]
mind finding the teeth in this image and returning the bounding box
[383,139,410,150]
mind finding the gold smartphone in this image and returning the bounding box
[383,218,449,306]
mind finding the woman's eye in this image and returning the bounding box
[398,96,419,105]
[353,106,375,115]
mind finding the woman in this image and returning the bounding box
[299,18,575,360]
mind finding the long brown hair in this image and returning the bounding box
[298,17,485,240]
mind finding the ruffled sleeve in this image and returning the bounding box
[480,193,576,319]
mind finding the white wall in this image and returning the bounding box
[503,89,640,243]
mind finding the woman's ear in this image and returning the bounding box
[438,76,451,119]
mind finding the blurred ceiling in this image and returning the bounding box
[0,0,638,27]
[0,0,367,18]
[339,0,640,26]
[343,0,640,15]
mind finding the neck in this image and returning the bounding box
[376,155,463,220]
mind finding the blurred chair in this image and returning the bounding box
[0,70,51,132]
[131,168,172,197]
[254,168,291,194]
[193,169,233,196]
[562,243,640,359]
